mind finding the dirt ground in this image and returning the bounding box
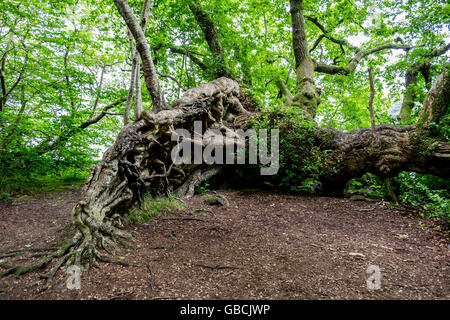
[0,187,448,300]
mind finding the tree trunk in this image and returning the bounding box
[134,59,143,119]
[398,43,450,123]
[124,47,138,126]
[70,71,450,247]
[113,0,168,113]
[277,0,321,118]
[189,3,231,79]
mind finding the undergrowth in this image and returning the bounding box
[0,169,88,202]
[127,194,186,223]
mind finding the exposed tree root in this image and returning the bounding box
[0,245,58,259]
[190,262,241,270]
[2,77,252,288]
[1,224,138,290]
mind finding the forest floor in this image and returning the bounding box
[0,186,448,300]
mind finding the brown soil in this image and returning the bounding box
[0,187,448,300]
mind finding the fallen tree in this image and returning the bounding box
[1,0,449,288]
[2,70,448,287]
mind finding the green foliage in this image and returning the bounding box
[0,0,127,187]
[252,104,328,193]
[195,182,211,195]
[0,168,87,197]
[346,175,385,198]
[393,172,450,218]
[0,191,13,202]
[127,194,186,223]
[347,173,449,219]
[435,113,450,141]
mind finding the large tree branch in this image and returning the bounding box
[290,0,309,70]
[417,68,450,127]
[124,30,139,126]
[367,68,376,139]
[188,3,223,59]
[81,98,128,129]
[132,0,153,122]
[314,43,412,75]
[89,65,106,121]
[164,45,208,71]
[36,98,127,154]
[305,15,359,53]
[157,72,186,91]
[321,123,450,193]
[399,43,450,123]
[63,45,76,111]
[285,0,320,117]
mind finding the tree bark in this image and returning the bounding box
[134,60,143,119]
[277,0,321,118]
[398,43,450,123]
[314,43,413,75]
[134,0,153,121]
[189,3,231,79]
[113,0,168,113]
[368,67,376,139]
[124,38,138,126]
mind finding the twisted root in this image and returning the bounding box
[1,220,138,291]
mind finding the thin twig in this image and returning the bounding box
[191,262,241,270]
[157,72,186,91]
[160,217,205,222]
[146,246,165,250]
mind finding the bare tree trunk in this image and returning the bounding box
[124,40,138,126]
[134,59,143,119]
[134,0,152,120]
[398,43,450,123]
[189,3,231,79]
[113,0,168,113]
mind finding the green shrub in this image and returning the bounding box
[347,173,449,219]
[346,174,385,198]
[0,169,88,198]
[393,172,449,218]
[250,104,328,193]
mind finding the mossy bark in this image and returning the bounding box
[280,0,321,117]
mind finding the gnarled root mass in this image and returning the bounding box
[0,77,253,289]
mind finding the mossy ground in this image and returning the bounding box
[126,194,187,223]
